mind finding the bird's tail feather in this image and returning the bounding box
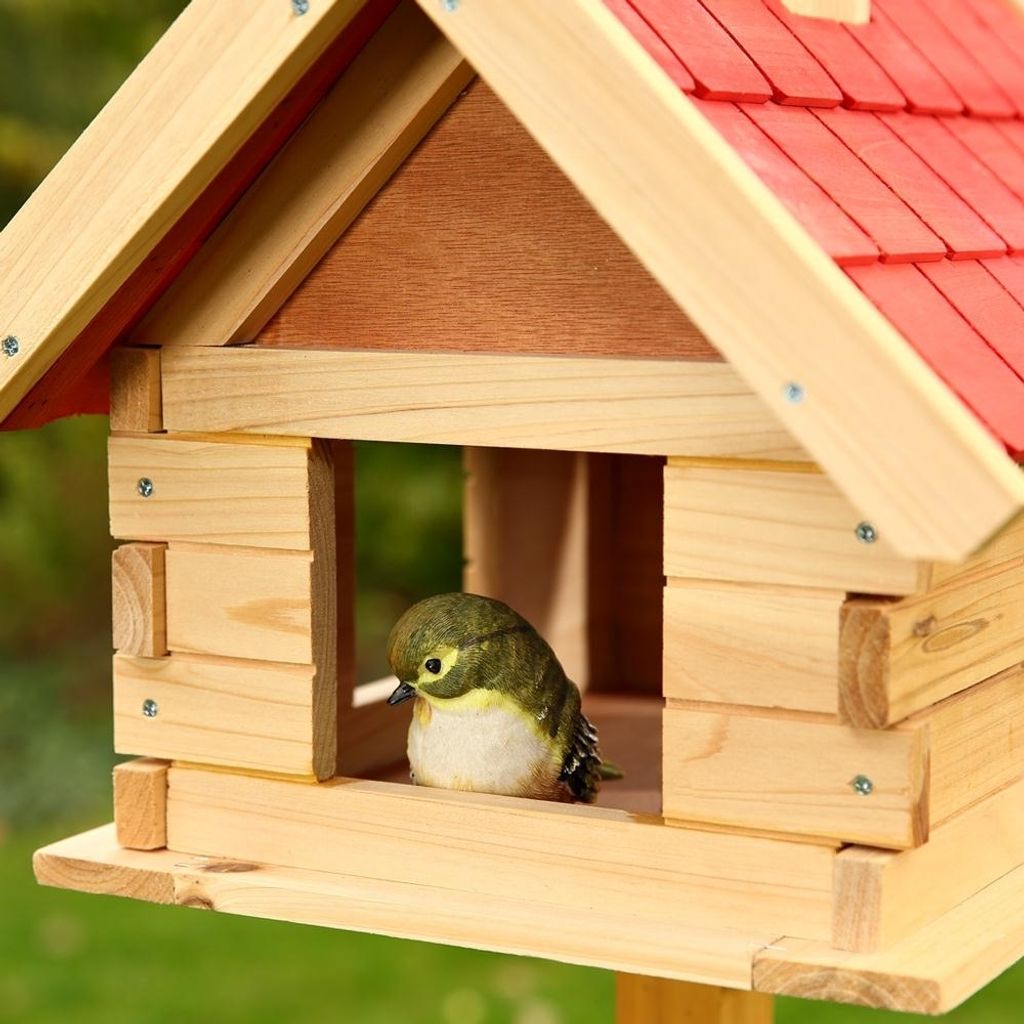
[599,761,625,782]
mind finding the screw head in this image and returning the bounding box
[2,335,19,358]
[855,521,878,544]
[291,0,309,13]
[783,381,805,404]
[142,699,159,718]
[851,774,874,797]
[137,477,154,499]
[441,0,459,10]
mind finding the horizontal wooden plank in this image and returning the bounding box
[165,767,835,944]
[34,824,776,988]
[109,435,327,550]
[113,653,332,779]
[664,664,1024,847]
[834,776,1024,953]
[840,555,1024,727]
[663,705,926,848]
[112,543,167,658]
[754,860,1024,1013]
[113,758,168,851]
[159,347,805,458]
[165,545,313,665]
[0,0,372,421]
[138,1,471,350]
[664,463,922,595]
[925,509,1024,591]
[663,579,842,714]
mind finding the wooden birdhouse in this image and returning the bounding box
[8,0,1024,1018]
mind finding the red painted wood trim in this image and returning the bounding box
[605,0,696,92]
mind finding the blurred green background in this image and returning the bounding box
[1,3,1023,1021]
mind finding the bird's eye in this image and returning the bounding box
[425,658,442,674]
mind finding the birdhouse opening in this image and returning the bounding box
[343,442,664,815]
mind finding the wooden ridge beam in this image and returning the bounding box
[159,346,804,459]
[410,0,1024,560]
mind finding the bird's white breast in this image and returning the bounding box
[407,694,559,797]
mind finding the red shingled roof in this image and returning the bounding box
[610,0,1024,458]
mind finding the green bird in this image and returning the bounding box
[386,592,617,803]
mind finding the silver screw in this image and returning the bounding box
[855,521,878,544]
[783,381,805,404]
[441,0,459,10]
[2,335,19,358]
[137,477,154,499]
[142,699,159,718]
[291,0,309,14]
[851,774,874,797]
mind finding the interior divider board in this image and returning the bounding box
[113,653,333,779]
[663,662,1024,849]
[158,346,806,460]
[834,775,1024,954]
[109,434,331,550]
[663,462,923,595]
[840,553,1024,728]
[164,766,835,941]
[663,578,843,715]
[164,544,314,665]
[34,825,779,989]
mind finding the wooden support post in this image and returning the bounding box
[617,974,773,1023]
[112,542,167,657]
[110,347,163,432]
[113,758,168,850]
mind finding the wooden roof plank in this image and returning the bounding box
[414,0,1024,559]
[627,0,772,102]
[604,0,696,93]
[0,0,380,424]
[945,117,1024,204]
[133,1,471,350]
[743,103,946,263]
[880,112,1024,256]
[813,109,1007,260]
[764,0,906,112]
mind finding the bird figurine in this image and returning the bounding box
[386,592,619,803]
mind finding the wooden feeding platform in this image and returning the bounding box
[9,0,1024,1020]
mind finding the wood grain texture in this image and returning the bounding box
[780,0,870,24]
[664,663,1024,846]
[833,776,1024,953]
[165,545,314,665]
[259,80,717,361]
[109,435,323,550]
[924,508,1024,590]
[755,861,1024,1012]
[138,2,470,350]
[839,555,1024,727]
[663,462,922,595]
[160,347,805,459]
[410,0,1024,560]
[616,975,774,1023]
[113,653,331,779]
[663,580,842,714]
[662,705,926,848]
[34,824,776,988]
[113,758,168,851]
[165,766,835,944]
[109,348,162,432]
[112,543,167,657]
[0,0,375,423]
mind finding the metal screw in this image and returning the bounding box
[783,381,805,404]
[2,335,19,358]
[855,521,878,544]
[137,477,154,499]
[851,774,874,797]
[291,0,309,14]
[441,0,459,10]
[142,699,159,718]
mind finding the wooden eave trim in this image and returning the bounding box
[412,0,1024,561]
[133,1,472,350]
[0,0,384,425]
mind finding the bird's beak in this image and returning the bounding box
[387,681,417,706]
